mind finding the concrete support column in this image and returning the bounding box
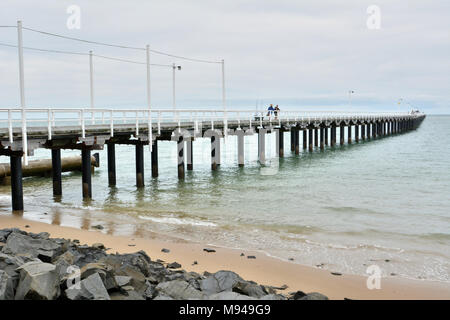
[355,125,359,142]
[314,128,318,147]
[51,149,62,196]
[10,155,23,212]
[348,125,352,144]
[107,142,116,186]
[237,129,244,167]
[290,129,295,152]
[303,129,307,150]
[325,127,329,146]
[309,128,313,151]
[331,126,336,146]
[340,125,345,145]
[278,129,284,157]
[294,128,299,155]
[178,136,185,178]
[135,143,145,187]
[258,129,266,165]
[361,124,365,140]
[186,139,193,171]
[320,127,324,150]
[151,140,158,177]
[81,149,92,199]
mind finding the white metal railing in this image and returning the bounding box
[0,107,422,165]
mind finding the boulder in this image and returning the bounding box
[232,280,267,298]
[15,261,60,300]
[100,251,151,277]
[298,292,329,300]
[167,262,182,269]
[3,232,63,263]
[155,279,205,300]
[259,294,287,300]
[80,262,117,290]
[115,275,132,287]
[208,292,257,300]
[0,270,14,300]
[200,270,242,294]
[65,272,110,300]
[110,290,145,300]
[68,245,108,268]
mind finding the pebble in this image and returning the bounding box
[247,255,256,259]
[161,248,170,253]
[203,248,216,253]
[331,272,342,276]
[92,225,104,230]
[192,261,198,265]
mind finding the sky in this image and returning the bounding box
[0,0,449,114]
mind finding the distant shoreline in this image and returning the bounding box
[1,214,449,300]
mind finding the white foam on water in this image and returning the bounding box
[138,215,217,227]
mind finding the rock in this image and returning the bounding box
[69,245,108,268]
[203,248,216,253]
[25,225,30,228]
[156,279,205,300]
[192,261,198,265]
[240,253,245,257]
[65,272,110,300]
[73,240,80,244]
[331,272,342,276]
[153,294,174,300]
[3,232,64,263]
[143,282,156,299]
[259,294,287,300]
[15,261,60,300]
[110,290,145,300]
[161,248,170,253]
[247,255,256,259]
[233,280,267,298]
[115,276,132,287]
[92,243,105,250]
[200,270,241,294]
[0,270,14,300]
[128,244,136,247]
[208,292,257,300]
[298,292,329,300]
[53,251,76,279]
[91,225,104,230]
[289,258,294,261]
[290,291,307,300]
[80,262,117,290]
[114,265,147,294]
[101,251,151,277]
[167,262,182,269]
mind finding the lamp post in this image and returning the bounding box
[172,63,181,110]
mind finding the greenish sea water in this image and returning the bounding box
[1,115,449,282]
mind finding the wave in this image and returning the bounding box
[138,215,217,227]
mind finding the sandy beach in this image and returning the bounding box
[1,214,449,300]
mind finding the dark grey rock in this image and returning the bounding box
[15,261,60,300]
[110,290,145,300]
[2,232,64,263]
[247,255,256,259]
[156,279,205,300]
[91,243,105,250]
[115,275,132,287]
[298,292,329,300]
[91,225,104,230]
[153,294,174,300]
[208,292,257,300]
[203,248,216,253]
[167,262,182,269]
[331,272,342,276]
[259,294,287,300]
[68,245,108,268]
[100,251,151,277]
[161,248,170,253]
[0,270,14,300]
[200,270,242,294]
[233,280,267,298]
[80,262,117,290]
[65,272,110,300]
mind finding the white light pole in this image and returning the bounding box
[146,45,151,111]
[89,50,94,124]
[172,63,181,110]
[221,59,226,112]
[348,90,355,108]
[17,20,28,165]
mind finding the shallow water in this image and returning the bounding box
[1,115,449,282]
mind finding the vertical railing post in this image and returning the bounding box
[89,50,95,124]
[17,20,28,165]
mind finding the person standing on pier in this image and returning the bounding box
[274,105,280,120]
[267,104,275,119]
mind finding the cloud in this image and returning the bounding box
[0,0,449,113]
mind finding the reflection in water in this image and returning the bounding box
[51,208,61,226]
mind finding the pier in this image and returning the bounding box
[0,108,425,212]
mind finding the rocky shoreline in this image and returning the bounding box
[0,228,328,300]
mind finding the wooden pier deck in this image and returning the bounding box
[0,108,425,212]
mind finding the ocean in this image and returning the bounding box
[1,114,449,282]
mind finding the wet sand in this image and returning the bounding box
[1,214,449,300]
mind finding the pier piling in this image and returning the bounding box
[340,125,345,145]
[348,125,352,144]
[178,136,185,178]
[107,142,116,186]
[151,140,158,177]
[186,139,193,171]
[294,128,299,155]
[51,149,62,196]
[135,143,145,187]
[81,149,92,199]
[320,127,324,150]
[278,129,284,157]
[355,125,359,143]
[314,129,318,147]
[309,129,313,152]
[258,129,266,165]
[10,155,23,212]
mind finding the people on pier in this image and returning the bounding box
[274,105,280,120]
[267,104,274,118]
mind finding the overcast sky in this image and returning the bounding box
[1,0,449,113]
